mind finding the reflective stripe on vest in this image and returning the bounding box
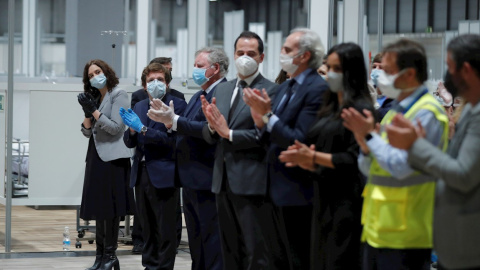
[370,174,436,187]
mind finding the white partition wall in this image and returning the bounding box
[337,1,344,44]
[0,82,139,206]
[470,21,480,34]
[266,31,283,81]
[28,90,86,205]
[177,29,189,80]
[224,10,245,80]
[0,90,5,200]
[309,0,332,49]
[458,20,470,34]
[344,0,364,45]
[249,23,266,75]
[22,0,37,77]
[188,0,209,79]
[135,0,152,86]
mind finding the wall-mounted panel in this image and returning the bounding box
[399,0,413,32]
[433,0,448,31]
[415,0,429,32]
[383,0,397,33]
[450,0,466,30]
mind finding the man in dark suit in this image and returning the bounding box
[244,28,328,269]
[121,63,187,270]
[130,56,184,255]
[200,31,289,269]
[131,57,185,107]
[147,47,229,270]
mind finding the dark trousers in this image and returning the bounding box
[95,217,120,256]
[363,243,431,270]
[135,165,179,270]
[276,205,313,270]
[132,194,182,248]
[216,175,289,270]
[183,187,223,270]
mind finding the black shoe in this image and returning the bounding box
[131,244,143,254]
[99,254,120,270]
[86,255,103,270]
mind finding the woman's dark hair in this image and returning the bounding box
[318,42,373,118]
[275,69,289,84]
[82,59,119,94]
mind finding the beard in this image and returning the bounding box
[444,71,467,98]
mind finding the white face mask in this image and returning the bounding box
[326,71,343,93]
[279,53,299,75]
[235,55,258,77]
[376,69,404,99]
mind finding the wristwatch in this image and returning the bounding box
[262,111,274,124]
[141,126,148,135]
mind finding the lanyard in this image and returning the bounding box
[399,88,429,114]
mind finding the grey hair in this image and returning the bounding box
[290,28,325,69]
[195,47,229,77]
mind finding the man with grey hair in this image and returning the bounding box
[147,46,228,270]
[244,27,328,269]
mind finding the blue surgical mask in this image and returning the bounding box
[90,73,107,89]
[147,79,166,99]
[192,66,214,86]
[370,69,382,86]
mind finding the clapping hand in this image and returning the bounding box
[386,114,425,150]
[279,140,317,171]
[78,93,97,117]
[147,99,176,125]
[119,107,144,133]
[200,96,230,138]
[243,87,271,115]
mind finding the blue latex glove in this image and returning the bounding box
[119,107,144,132]
[119,107,131,125]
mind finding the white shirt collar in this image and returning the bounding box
[237,69,260,87]
[205,77,225,94]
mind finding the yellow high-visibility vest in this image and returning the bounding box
[362,92,449,249]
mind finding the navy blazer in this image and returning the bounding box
[265,69,328,206]
[124,93,187,189]
[175,79,226,190]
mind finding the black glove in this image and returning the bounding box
[82,107,92,118]
[78,93,98,116]
[90,88,100,99]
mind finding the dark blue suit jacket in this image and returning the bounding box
[265,69,328,206]
[124,93,187,189]
[175,79,226,190]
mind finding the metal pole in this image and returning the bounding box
[328,0,335,49]
[377,0,384,52]
[5,0,16,253]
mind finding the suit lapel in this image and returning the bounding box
[272,82,289,112]
[219,80,237,121]
[229,74,264,126]
[98,90,110,112]
[184,91,201,117]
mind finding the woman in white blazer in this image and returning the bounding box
[78,59,134,270]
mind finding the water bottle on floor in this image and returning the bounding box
[63,226,71,251]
